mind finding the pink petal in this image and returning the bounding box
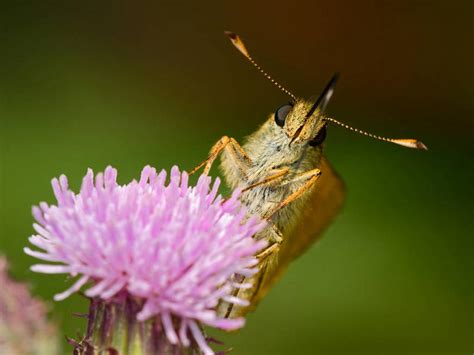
[54,275,89,301]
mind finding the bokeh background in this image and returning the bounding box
[1,1,472,353]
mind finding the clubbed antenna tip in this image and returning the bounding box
[325,117,428,150]
[224,31,250,58]
[224,30,297,101]
[391,139,428,150]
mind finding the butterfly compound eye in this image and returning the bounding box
[274,103,293,127]
[309,126,327,147]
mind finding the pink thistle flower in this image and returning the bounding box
[0,256,59,355]
[25,166,266,354]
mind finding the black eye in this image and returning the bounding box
[309,126,327,147]
[274,103,293,127]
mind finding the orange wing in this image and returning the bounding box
[220,156,345,318]
[280,156,345,261]
[251,155,346,306]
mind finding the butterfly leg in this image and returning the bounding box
[242,167,290,192]
[256,241,280,260]
[222,224,282,318]
[189,136,251,176]
[264,168,322,219]
[241,168,289,245]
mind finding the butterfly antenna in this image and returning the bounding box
[225,31,297,101]
[325,117,428,150]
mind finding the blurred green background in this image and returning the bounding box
[1,1,472,354]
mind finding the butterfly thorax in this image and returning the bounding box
[220,115,323,237]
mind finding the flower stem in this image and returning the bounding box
[73,296,199,355]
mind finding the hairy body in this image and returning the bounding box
[193,100,334,318]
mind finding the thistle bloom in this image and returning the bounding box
[0,256,59,355]
[25,166,266,354]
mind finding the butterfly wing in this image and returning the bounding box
[222,156,345,318]
[279,155,345,261]
[249,155,346,309]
